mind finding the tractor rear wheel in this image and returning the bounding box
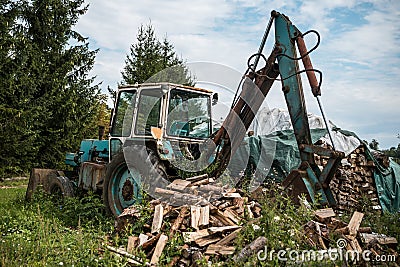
[48,176,75,201]
[103,145,166,217]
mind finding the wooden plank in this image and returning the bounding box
[190,178,214,187]
[215,228,241,246]
[205,244,236,255]
[151,204,164,234]
[195,236,221,247]
[360,233,398,245]
[167,179,191,191]
[222,192,242,198]
[314,208,336,221]
[212,209,237,226]
[347,211,364,236]
[185,173,208,182]
[223,208,241,224]
[107,245,147,266]
[199,206,210,227]
[208,225,241,234]
[191,205,201,230]
[169,206,189,237]
[150,234,168,265]
[183,229,210,243]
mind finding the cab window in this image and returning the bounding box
[167,89,211,138]
[111,90,136,137]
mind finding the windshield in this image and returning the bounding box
[135,89,162,135]
[111,90,136,137]
[167,89,211,138]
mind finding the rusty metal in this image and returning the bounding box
[296,36,320,96]
[25,168,64,200]
[210,48,280,177]
[78,162,106,191]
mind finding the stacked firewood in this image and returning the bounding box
[314,144,381,212]
[111,175,262,266]
[305,208,398,264]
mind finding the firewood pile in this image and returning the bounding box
[305,208,398,264]
[111,174,262,266]
[105,145,397,265]
[315,144,381,212]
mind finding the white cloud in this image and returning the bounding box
[74,0,400,148]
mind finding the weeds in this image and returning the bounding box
[0,186,122,266]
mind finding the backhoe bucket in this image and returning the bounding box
[25,168,63,200]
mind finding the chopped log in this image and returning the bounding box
[183,229,210,243]
[205,244,236,255]
[199,184,224,194]
[169,206,189,237]
[186,174,208,182]
[127,236,139,253]
[215,228,241,246]
[334,227,349,235]
[195,236,221,247]
[191,206,201,230]
[234,236,267,261]
[223,208,241,224]
[314,208,336,221]
[222,192,242,198]
[212,209,237,226]
[106,245,147,266]
[167,179,191,191]
[347,211,364,236]
[155,187,208,205]
[208,225,241,234]
[138,234,149,247]
[218,202,231,210]
[151,204,164,234]
[150,234,168,265]
[360,233,398,245]
[142,233,161,251]
[190,178,214,187]
[345,235,363,253]
[199,206,210,227]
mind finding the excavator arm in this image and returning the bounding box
[209,10,344,206]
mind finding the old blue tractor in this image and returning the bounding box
[26,11,344,217]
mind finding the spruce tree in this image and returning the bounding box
[0,0,100,176]
[121,23,193,86]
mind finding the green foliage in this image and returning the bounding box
[121,22,194,86]
[229,186,317,266]
[0,0,100,177]
[383,143,400,164]
[369,139,379,150]
[0,187,126,266]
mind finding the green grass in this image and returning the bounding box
[1,180,398,267]
[0,185,129,266]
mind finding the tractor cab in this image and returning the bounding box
[109,83,215,162]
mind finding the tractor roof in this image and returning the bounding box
[118,82,213,94]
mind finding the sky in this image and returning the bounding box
[74,0,400,149]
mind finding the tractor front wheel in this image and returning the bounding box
[103,145,167,217]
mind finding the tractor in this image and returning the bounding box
[26,10,344,217]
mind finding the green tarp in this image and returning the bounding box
[232,128,400,213]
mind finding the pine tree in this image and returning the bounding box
[121,23,193,85]
[0,0,100,176]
